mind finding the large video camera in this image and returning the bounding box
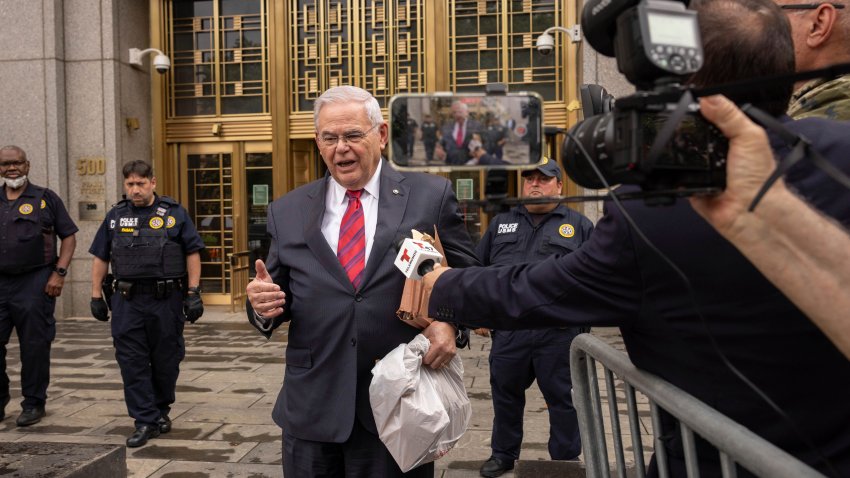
[563,0,728,200]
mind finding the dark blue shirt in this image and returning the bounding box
[483,124,508,153]
[89,194,204,261]
[421,121,438,143]
[0,183,78,267]
[476,204,593,266]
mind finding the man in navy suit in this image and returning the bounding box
[435,101,483,165]
[246,85,479,477]
[424,0,850,476]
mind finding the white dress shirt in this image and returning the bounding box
[321,159,382,265]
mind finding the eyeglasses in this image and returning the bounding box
[318,124,379,148]
[780,3,845,9]
[0,159,26,169]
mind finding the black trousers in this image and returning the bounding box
[111,289,185,427]
[0,268,56,409]
[283,418,435,478]
[489,327,582,461]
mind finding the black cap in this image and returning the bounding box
[522,157,562,180]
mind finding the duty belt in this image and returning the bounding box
[115,279,183,300]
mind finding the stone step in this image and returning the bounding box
[0,442,126,477]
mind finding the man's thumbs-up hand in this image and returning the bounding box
[247,259,286,318]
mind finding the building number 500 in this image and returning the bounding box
[77,157,106,176]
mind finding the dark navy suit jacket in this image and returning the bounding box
[249,160,479,443]
[439,119,483,165]
[428,117,850,477]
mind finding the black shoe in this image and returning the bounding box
[157,415,172,434]
[126,425,161,447]
[480,456,514,478]
[16,406,45,427]
[0,396,9,421]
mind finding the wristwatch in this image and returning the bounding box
[187,286,202,295]
[54,266,68,277]
[450,322,469,349]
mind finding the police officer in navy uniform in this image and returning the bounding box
[405,115,419,161]
[421,113,439,163]
[89,160,204,447]
[0,145,77,427]
[475,158,593,478]
[482,116,508,161]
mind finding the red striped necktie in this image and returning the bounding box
[338,189,365,288]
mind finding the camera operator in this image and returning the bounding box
[776,0,850,119]
[423,0,850,475]
[691,94,850,360]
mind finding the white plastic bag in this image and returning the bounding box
[369,334,472,472]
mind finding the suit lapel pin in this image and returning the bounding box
[392,188,400,195]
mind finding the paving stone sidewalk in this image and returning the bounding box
[0,306,638,477]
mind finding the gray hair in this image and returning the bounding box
[452,100,469,112]
[0,145,27,161]
[313,86,384,130]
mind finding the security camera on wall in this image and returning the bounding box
[152,54,171,74]
[535,26,581,55]
[536,32,555,55]
[129,48,171,74]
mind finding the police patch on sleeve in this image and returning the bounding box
[149,217,165,229]
[40,199,47,209]
[19,203,34,215]
[166,216,176,228]
[559,223,576,238]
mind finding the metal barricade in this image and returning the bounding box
[570,334,824,478]
[228,250,251,312]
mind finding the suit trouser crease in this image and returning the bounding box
[0,268,56,408]
[282,417,434,478]
[111,290,185,427]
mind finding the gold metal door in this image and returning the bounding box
[179,141,273,306]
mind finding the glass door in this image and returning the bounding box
[182,144,235,304]
[245,145,274,277]
[179,141,273,305]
